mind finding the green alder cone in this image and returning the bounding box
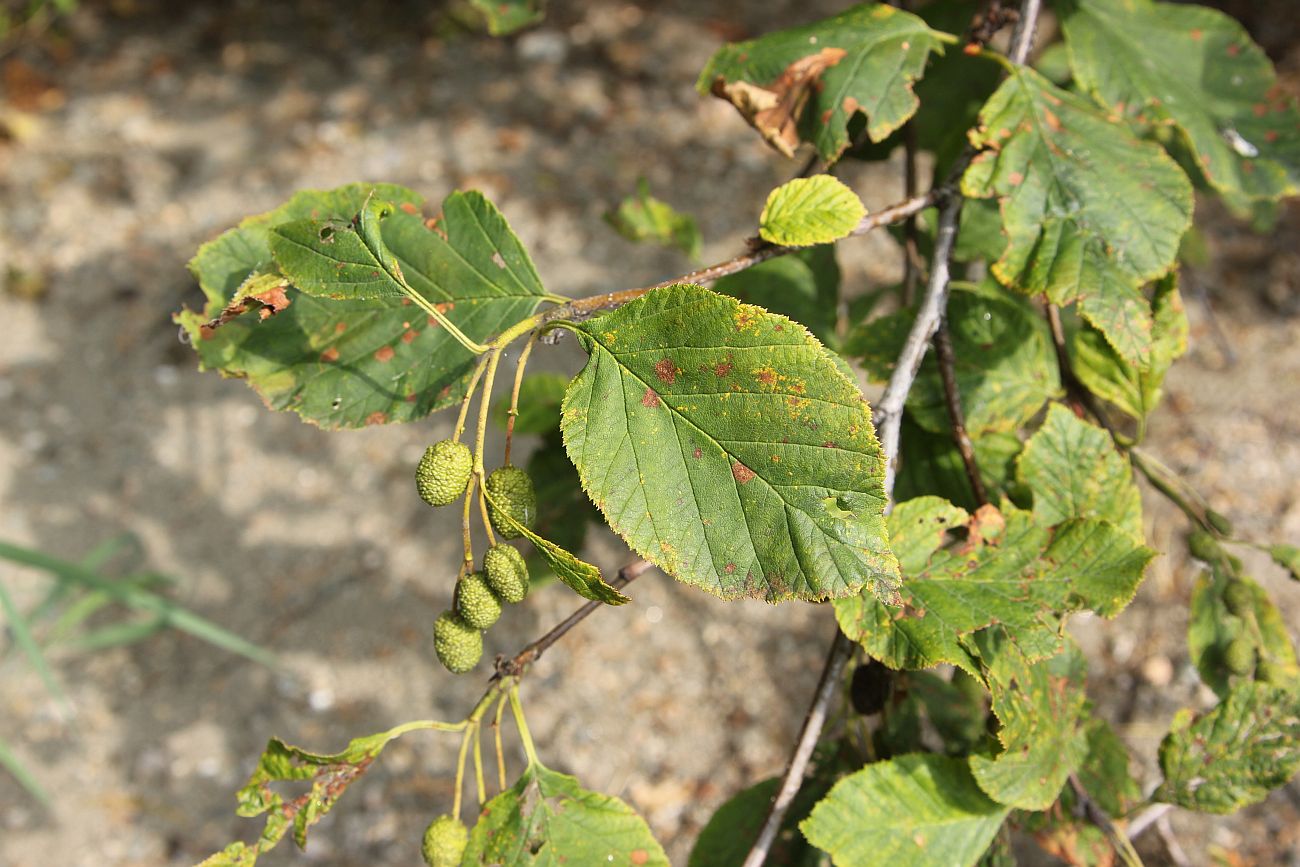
[1188,530,1221,563]
[416,440,473,507]
[1223,579,1254,618]
[422,815,469,867]
[455,571,502,629]
[1224,638,1256,676]
[485,465,537,539]
[483,543,529,603]
[433,610,483,674]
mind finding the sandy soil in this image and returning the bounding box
[0,2,1297,865]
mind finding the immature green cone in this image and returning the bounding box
[1187,530,1220,563]
[485,465,537,538]
[416,440,473,507]
[1223,638,1255,676]
[483,543,529,603]
[455,571,502,629]
[433,610,482,674]
[421,814,468,867]
[1222,579,1253,617]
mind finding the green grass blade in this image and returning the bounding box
[0,579,72,715]
[0,735,51,808]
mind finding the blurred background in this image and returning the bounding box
[0,1,1297,864]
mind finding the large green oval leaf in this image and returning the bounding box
[559,283,899,603]
[177,186,548,429]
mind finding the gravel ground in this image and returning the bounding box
[0,2,1297,866]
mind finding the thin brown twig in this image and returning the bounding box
[540,189,943,328]
[933,312,989,507]
[494,559,653,680]
[1068,774,1145,867]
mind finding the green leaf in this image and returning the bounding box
[697,3,949,160]
[909,669,990,756]
[1016,403,1143,541]
[800,753,1011,867]
[481,484,628,604]
[212,721,436,861]
[178,186,549,429]
[834,499,1152,674]
[688,776,827,867]
[853,282,1061,437]
[1155,682,1300,813]
[559,283,899,603]
[969,638,1090,810]
[961,67,1194,366]
[269,199,411,301]
[464,763,668,865]
[468,0,543,36]
[759,176,866,247]
[604,178,702,259]
[1077,718,1141,817]
[1270,543,1300,581]
[1061,0,1300,202]
[1069,274,1188,429]
[713,245,840,345]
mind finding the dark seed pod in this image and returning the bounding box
[850,660,892,717]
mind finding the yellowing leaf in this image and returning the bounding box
[759,176,866,247]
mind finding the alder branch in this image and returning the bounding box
[540,189,942,328]
[494,558,652,681]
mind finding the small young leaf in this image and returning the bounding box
[178,186,549,429]
[1016,403,1143,541]
[604,178,701,259]
[559,283,899,603]
[758,176,866,247]
[468,0,543,36]
[1069,274,1188,428]
[1155,682,1300,813]
[464,763,668,865]
[853,281,1060,437]
[1077,718,1141,817]
[961,67,1194,366]
[800,753,1010,867]
[1270,543,1300,581]
[834,500,1152,674]
[481,485,628,605]
[969,638,1090,810]
[697,3,948,160]
[1061,0,1300,202]
[713,245,841,345]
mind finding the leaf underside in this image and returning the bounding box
[561,283,899,603]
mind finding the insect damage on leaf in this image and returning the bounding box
[709,48,848,158]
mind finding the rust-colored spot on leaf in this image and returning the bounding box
[709,47,848,157]
[438,384,453,400]
[1043,108,1062,132]
[1189,28,1203,40]
[1008,171,1024,186]
[1227,43,1240,56]
[713,361,733,377]
[364,411,387,426]
[335,321,347,334]
[399,201,419,215]
[401,330,417,344]
[732,461,756,484]
[692,447,702,459]
[640,388,661,408]
[725,562,736,574]
[321,347,340,363]
[1253,102,1268,117]
[755,367,777,386]
[374,345,396,363]
[822,441,837,449]
[654,357,678,384]
[1266,130,1279,142]
[630,850,649,866]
